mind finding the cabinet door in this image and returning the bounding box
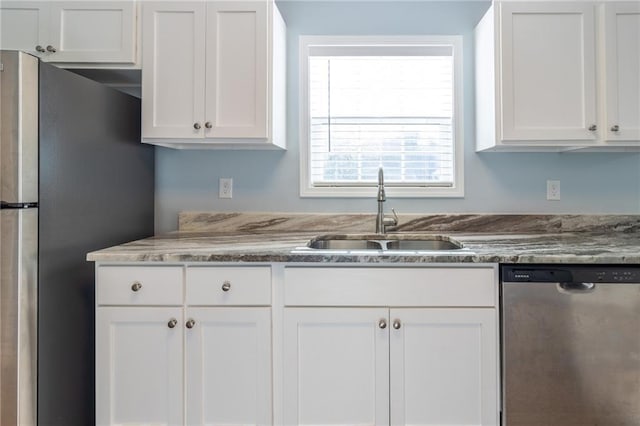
[283,308,389,426]
[205,1,269,139]
[389,308,498,426]
[0,1,50,57]
[96,307,183,426]
[48,1,136,63]
[500,2,597,142]
[141,2,206,139]
[185,307,272,426]
[603,2,640,142]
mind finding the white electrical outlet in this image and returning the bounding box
[219,178,233,198]
[547,180,560,200]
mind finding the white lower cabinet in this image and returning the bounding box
[389,308,497,426]
[283,266,499,426]
[96,307,184,426]
[186,307,272,425]
[95,264,499,426]
[95,265,272,426]
[283,308,390,425]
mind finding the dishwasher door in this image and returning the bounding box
[502,272,640,426]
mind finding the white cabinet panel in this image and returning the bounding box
[0,2,50,56]
[206,1,268,139]
[283,308,390,426]
[604,2,640,142]
[97,265,183,306]
[142,2,206,139]
[389,308,498,426]
[96,307,183,426]
[186,266,271,306]
[186,307,271,426]
[0,1,137,66]
[50,1,136,63]
[500,2,597,142]
[141,0,285,148]
[284,267,495,307]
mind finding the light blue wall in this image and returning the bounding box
[155,0,640,233]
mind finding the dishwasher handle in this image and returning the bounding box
[558,282,596,293]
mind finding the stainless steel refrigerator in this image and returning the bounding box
[0,51,154,426]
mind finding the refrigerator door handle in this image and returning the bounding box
[0,202,39,209]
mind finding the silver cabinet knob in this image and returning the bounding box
[588,124,597,131]
[167,318,178,329]
[46,45,56,53]
[131,281,142,292]
[378,319,387,329]
[186,319,196,329]
[193,122,201,130]
[205,122,213,129]
[35,45,45,53]
[611,125,620,132]
[392,319,401,330]
[221,280,231,292]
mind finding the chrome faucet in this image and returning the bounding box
[375,167,398,234]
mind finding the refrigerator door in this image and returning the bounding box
[37,60,154,425]
[0,51,38,204]
[0,208,38,426]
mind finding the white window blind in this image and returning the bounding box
[308,45,455,188]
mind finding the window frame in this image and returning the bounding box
[299,35,465,198]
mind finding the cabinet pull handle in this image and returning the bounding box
[378,319,387,329]
[193,122,201,130]
[392,319,401,330]
[131,281,142,292]
[167,318,178,329]
[46,45,56,53]
[186,319,196,329]
[205,122,213,129]
[222,280,231,292]
[35,45,45,53]
[588,124,597,132]
[611,125,620,132]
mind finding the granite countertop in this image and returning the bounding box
[87,213,640,264]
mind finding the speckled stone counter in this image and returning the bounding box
[87,213,640,264]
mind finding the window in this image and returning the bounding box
[299,36,464,197]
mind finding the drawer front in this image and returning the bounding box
[97,266,183,306]
[186,267,271,306]
[284,267,496,307]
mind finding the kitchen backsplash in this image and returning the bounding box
[179,212,640,234]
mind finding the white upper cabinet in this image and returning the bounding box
[602,2,640,143]
[0,2,51,56]
[0,1,138,67]
[476,1,640,151]
[501,2,597,143]
[141,0,286,149]
[141,2,206,139]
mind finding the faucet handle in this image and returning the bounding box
[383,208,399,227]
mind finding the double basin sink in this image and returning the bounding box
[306,233,465,252]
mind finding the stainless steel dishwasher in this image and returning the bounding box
[501,265,640,426]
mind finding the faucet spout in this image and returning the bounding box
[375,167,397,234]
[377,167,386,202]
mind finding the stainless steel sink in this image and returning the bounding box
[306,234,464,251]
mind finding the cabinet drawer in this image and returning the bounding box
[186,267,271,306]
[284,267,496,307]
[97,266,183,306]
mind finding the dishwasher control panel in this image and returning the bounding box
[502,266,640,283]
